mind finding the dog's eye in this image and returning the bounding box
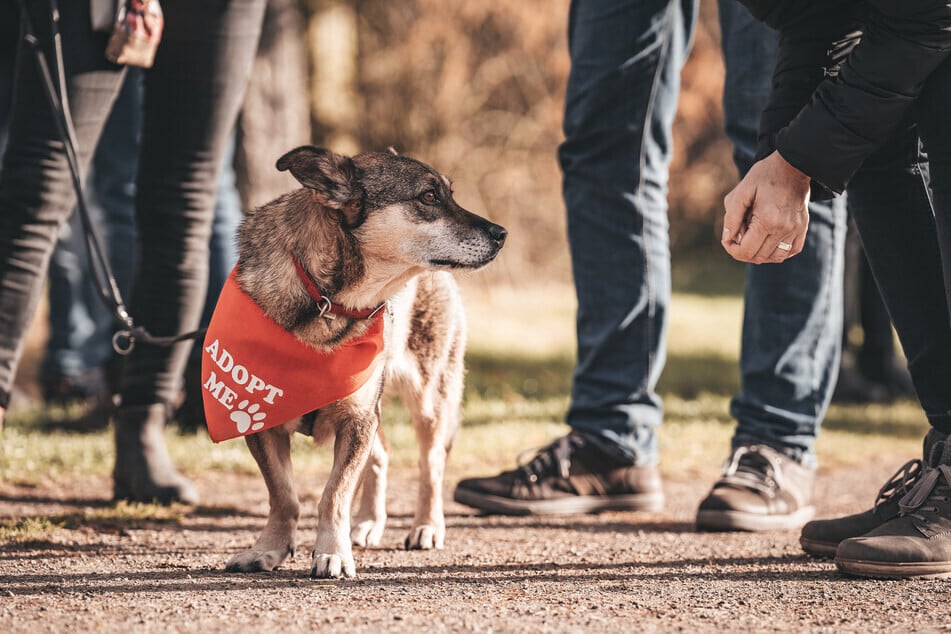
[418,190,440,205]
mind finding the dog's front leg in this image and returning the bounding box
[227,425,300,572]
[311,409,377,578]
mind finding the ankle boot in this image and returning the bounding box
[113,403,199,505]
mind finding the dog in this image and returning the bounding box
[214,146,505,578]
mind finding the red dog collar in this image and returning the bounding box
[201,268,385,443]
[292,255,385,320]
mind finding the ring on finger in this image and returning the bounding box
[777,241,792,252]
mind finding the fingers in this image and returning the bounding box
[721,182,753,247]
[723,209,809,264]
[725,227,807,264]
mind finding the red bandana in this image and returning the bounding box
[201,268,385,443]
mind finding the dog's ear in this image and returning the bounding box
[276,146,365,226]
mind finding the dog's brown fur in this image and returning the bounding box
[224,146,505,578]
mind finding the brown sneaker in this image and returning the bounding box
[452,433,664,515]
[834,437,951,579]
[696,444,815,531]
[799,458,924,557]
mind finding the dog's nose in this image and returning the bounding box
[487,224,507,245]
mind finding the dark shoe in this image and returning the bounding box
[799,458,924,557]
[453,433,663,515]
[835,436,951,578]
[696,444,815,532]
[113,403,199,505]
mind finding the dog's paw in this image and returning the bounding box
[225,546,293,573]
[351,518,386,548]
[310,551,356,579]
[404,524,445,550]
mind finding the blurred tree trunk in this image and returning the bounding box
[307,0,360,155]
[235,0,312,209]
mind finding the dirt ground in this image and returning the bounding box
[2,457,950,634]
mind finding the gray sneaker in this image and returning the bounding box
[799,458,924,557]
[696,444,815,531]
[835,436,951,579]
[453,433,664,515]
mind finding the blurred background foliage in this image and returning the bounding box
[301,0,734,285]
[3,0,929,489]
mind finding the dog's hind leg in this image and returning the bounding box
[351,418,389,548]
[226,425,299,572]
[402,342,465,550]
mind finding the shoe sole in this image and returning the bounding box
[799,536,839,558]
[453,488,664,516]
[835,557,951,579]
[695,506,815,532]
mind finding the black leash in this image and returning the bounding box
[17,0,205,354]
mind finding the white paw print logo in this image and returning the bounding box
[231,399,267,433]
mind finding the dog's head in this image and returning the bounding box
[276,146,506,271]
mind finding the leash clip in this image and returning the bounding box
[316,296,336,320]
[112,329,135,355]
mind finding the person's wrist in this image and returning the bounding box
[773,149,810,184]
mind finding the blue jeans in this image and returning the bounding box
[719,0,848,468]
[559,0,698,466]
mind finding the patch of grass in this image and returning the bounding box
[1,285,932,487]
[0,501,186,545]
[0,516,65,544]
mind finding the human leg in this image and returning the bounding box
[40,69,142,416]
[0,1,125,421]
[87,69,141,374]
[560,0,696,466]
[454,0,696,514]
[176,131,242,431]
[41,203,108,402]
[111,0,266,502]
[831,58,951,579]
[0,1,16,158]
[833,220,893,404]
[696,0,847,532]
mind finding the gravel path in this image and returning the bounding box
[2,458,949,633]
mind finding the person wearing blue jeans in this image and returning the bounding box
[693,0,849,531]
[455,0,846,524]
[454,0,694,515]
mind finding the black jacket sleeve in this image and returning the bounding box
[740,0,951,196]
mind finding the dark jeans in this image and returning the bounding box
[559,0,698,465]
[0,0,266,409]
[755,11,951,434]
[720,0,848,467]
[41,70,140,386]
[847,58,951,434]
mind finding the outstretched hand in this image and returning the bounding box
[720,150,811,264]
